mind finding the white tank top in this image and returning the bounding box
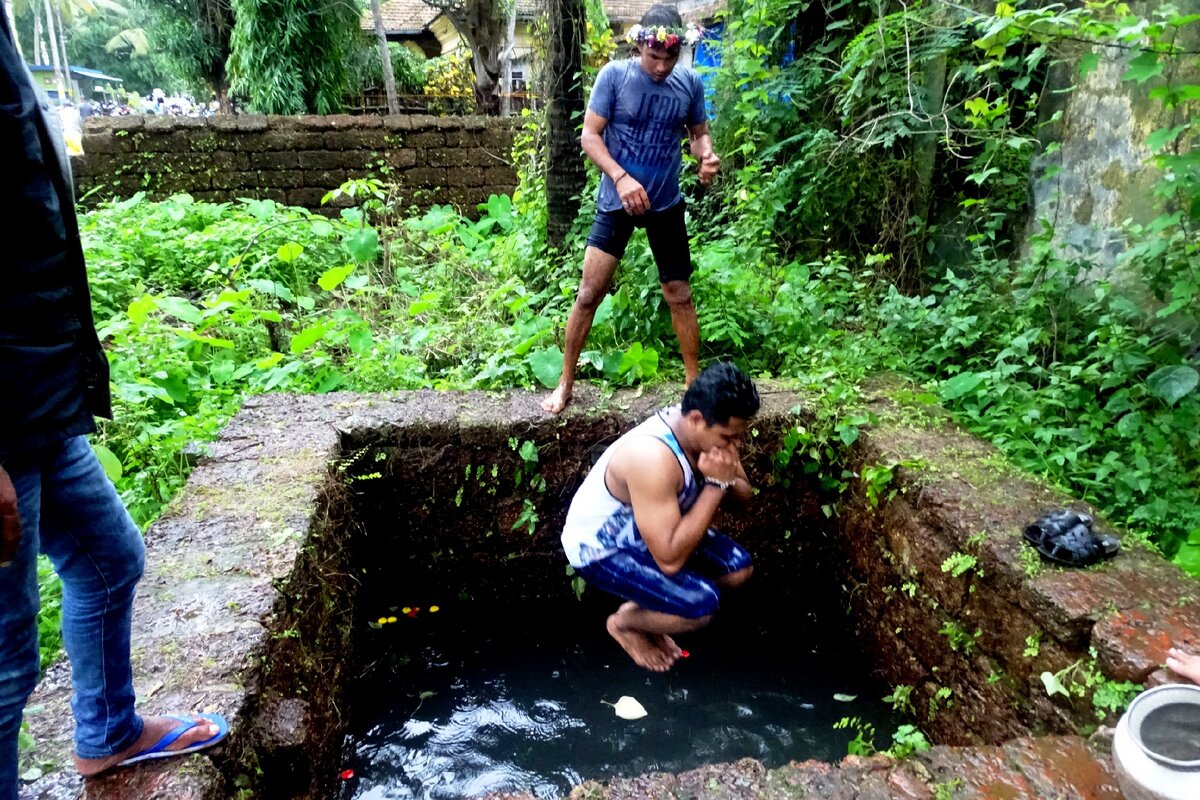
[561,408,701,568]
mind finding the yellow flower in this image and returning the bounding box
[377,616,388,625]
[387,616,398,623]
[429,605,440,613]
[402,607,412,614]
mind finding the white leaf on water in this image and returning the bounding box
[603,695,648,720]
[833,693,858,702]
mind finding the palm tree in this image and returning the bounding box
[42,0,69,99]
[11,0,125,101]
[370,0,399,114]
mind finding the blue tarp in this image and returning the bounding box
[27,64,123,82]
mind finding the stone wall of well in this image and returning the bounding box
[71,114,519,216]
[20,385,1200,799]
[841,384,1200,746]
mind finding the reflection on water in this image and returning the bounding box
[342,602,898,799]
[1142,703,1200,762]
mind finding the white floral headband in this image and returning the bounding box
[626,22,704,50]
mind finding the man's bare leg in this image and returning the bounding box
[606,601,711,672]
[543,247,621,414]
[662,280,700,387]
[1167,647,1200,684]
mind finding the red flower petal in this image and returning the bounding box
[340,769,355,780]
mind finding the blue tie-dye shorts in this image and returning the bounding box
[577,528,751,619]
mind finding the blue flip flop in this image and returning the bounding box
[116,713,228,768]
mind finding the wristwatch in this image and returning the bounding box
[704,476,734,491]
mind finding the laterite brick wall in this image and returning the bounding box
[73,114,519,216]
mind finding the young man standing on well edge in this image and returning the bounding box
[542,4,719,414]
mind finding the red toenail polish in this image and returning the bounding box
[680,650,690,658]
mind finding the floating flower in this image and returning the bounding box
[377,616,388,625]
[429,605,440,613]
[402,607,412,614]
[387,616,398,623]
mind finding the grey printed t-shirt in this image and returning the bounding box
[589,58,706,213]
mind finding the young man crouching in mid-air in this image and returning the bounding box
[560,363,758,671]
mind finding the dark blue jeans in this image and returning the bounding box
[0,435,145,799]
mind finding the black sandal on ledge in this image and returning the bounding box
[1023,509,1121,567]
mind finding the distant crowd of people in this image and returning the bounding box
[56,90,221,154]
[71,89,221,120]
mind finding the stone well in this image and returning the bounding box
[20,383,1200,799]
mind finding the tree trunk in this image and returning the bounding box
[33,5,47,64]
[53,5,71,99]
[4,0,22,58]
[371,0,400,114]
[445,0,504,114]
[545,0,586,249]
[910,52,947,279]
[499,1,516,117]
[42,0,66,100]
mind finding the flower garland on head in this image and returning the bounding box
[626,22,704,50]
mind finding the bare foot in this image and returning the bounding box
[654,634,682,662]
[606,614,672,672]
[75,715,221,777]
[1166,647,1200,684]
[542,383,572,414]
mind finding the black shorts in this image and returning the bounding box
[586,199,693,283]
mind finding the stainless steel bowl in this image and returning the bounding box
[1126,684,1200,770]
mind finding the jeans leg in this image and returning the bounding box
[0,454,45,800]
[38,436,145,760]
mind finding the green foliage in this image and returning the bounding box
[883,684,915,716]
[349,41,427,95]
[63,2,193,95]
[934,780,963,800]
[834,716,930,759]
[1040,647,1141,721]
[565,565,586,600]
[1018,543,1043,578]
[862,458,923,508]
[927,686,953,721]
[939,619,981,654]
[228,0,361,113]
[940,552,977,578]
[35,559,62,672]
[833,715,876,755]
[512,498,539,535]
[886,724,931,759]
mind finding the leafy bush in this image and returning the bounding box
[349,40,427,95]
[423,50,475,115]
